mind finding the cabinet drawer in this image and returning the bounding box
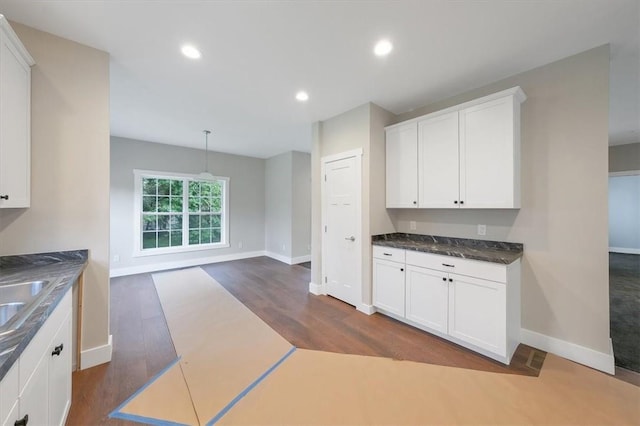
[19,289,72,392]
[405,251,507,283]
[372,246,405,263]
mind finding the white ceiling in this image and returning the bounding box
[0,1,638,158]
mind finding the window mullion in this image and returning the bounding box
[182,178,189,246]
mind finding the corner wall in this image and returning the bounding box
[265,152,293,259]
[0,23,111,363]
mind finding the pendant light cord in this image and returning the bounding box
[203,130,211,174]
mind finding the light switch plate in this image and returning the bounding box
[477,224,487,236]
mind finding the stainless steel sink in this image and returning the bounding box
[0,280,55,334]
[0,303,26,327]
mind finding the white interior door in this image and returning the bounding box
[322,152,361,307]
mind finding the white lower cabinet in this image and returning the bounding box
[372,247,520,364]
[0,288,72,426]
[405,266,449,334]
[17,354,48,426]
[447,273,506,356]
[372,258,405,317]
[48,314,72,426]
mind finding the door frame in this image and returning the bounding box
[321,148,363,307]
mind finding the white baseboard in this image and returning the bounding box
[110,251,265,277]
[520,328,615,374]
[291,254,311,264]
[609,247,640,255]
[357,303,376,315]
[308,281,324,295]
[81,334,113,370]
[265,251,311,265]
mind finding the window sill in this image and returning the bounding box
[133,242,230,257]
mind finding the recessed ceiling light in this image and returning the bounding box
[295,91,309,102]
[374,39,393,56]
[181,45,201,59]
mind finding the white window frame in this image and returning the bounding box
[133,169,230,257]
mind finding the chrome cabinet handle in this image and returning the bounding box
[442,263,455,268]
[345,236,355,242]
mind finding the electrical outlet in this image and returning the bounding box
[238,241,243,249]
[282,244,286,252]
[477,224,487,236]
[410,221,417,231]
[113,254,120,262]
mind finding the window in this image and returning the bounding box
[134,170,229,256]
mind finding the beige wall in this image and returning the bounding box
[0,23,110,351]
[392,46,611,354]
[609,142,640,172]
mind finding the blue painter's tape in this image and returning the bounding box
[109,411,188,426]
[206,346,297,425]
[109,356,188,426]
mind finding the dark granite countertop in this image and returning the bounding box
[372,233,523,264]
[0,250,88,380]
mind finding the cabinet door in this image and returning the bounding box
[418,111,460,208]
[385,123,418,208]
[0,30,31,208]
[448,273,506,356]
[459,96,518,208]
[405,266,448,334]
[373,258,405,317]
[18,353,48,426]
[48,313,72,426]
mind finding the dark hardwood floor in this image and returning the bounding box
[67,256,542,425]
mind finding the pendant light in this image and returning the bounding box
[196,129,215,181]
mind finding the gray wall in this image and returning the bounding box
[264,151,311,260]
[0,23,111,352]
[609,143,640,172]
[110,137,265,272]
[291,151,311,258]
[609,175,640,250]
[391,46,611,354]
[265,152,293,257]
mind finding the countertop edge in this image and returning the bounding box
[371,236,523,265]
[0,256,87,381]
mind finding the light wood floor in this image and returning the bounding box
[66,257,632,425]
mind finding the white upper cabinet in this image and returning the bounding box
[460,96,521,208]
[0,16,34,208]
[385,122,418,208]
[418,111,459,208]
[385,87,526,209]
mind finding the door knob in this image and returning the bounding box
[345,236,355,241]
